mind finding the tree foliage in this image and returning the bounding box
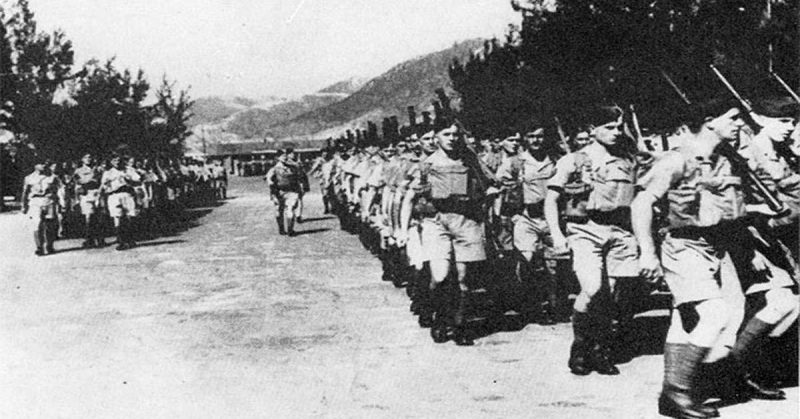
[0,0,193,162]
[450,0,800,136]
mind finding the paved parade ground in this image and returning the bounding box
[0,177,796,419]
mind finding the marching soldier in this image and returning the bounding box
[499,125,567,324]
[265,148,308,236]
[100,154,141,250]
[632,96,748,419]
[721,96,799,401]
[400,122,497,345]
[545,105,638,376]
[73,153,106,248]
[21,160,61,255]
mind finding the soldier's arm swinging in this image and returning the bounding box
[544,188,566,252]
[631,192,662,281]
[21,181,30,214]
[397,188,415,246]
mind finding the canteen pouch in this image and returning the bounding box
[561,152,591,219]
[429,164,469,199]
[591,162,636,211]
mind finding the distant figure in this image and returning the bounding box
[21,161,61,255]
[265,148,308,236]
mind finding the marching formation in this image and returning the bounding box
[21,153,228,255]
[301,82,799,418]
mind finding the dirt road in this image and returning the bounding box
[0,177,796,418]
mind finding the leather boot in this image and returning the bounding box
[729,317,786,400]
[115,225,127,250]
[453,290,474,346]
[658,343,712,419]
[588,314,619,375]
[416,283,434,328]
[668,344,719,418]
[569,311,592,375]
[276,217,286,235]
[429,285,451,343]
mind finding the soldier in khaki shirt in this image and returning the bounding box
[73,153,105,248]
[22,161,61,255]
[545,105,638,376]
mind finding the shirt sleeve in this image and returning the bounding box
[547,153,577,190]
[495,157,517,184]
[636,151,684,200]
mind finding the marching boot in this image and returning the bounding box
[115,222,128,250]
[44,220,56,254]
[429,284,451,344]
[569,311,592,375]
[658,343,712,419]
[126,218,137,248]
[416,283,434,328]
[82,220,94,248]
[668,344,719,418]
[276,216,286,235]
[34,228,45,256]
[587,314,620,375]
[728,318,786,400]
[537,267,557,325]
[452,290,474,346]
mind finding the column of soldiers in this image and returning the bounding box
[315,83,798,418]
[21,153,228,254]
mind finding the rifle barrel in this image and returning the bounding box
[770,72,800,104]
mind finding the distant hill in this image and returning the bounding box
[184,40,483,153]
[184,77,365,152]
[261,39,483,140]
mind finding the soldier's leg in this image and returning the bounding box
[297,191,304,223]
[605,226,644,363]
[82,212,94,248]
[660,236,730,418]
[450,213,488,346]
[275,195,287,235]
[422,216,456,343]
[567,223,612,375]
[513,215,543,322]
[727,286,795,401]
[43,217,57,253]
[32,215,45,255]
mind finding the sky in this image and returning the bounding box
[28,0,520,99]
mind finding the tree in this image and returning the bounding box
[1,0,75,154]
[150,76,194,158]
[450,0,800,135]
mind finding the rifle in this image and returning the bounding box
[553,116,571,153]
[708,65,786,214]
[629,104,652,151]
[770,71,800,104]
[768,71,800,168]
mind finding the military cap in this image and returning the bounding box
[753,96,800,118]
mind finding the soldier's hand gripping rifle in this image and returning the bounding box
[709,64,786,214]
[553,117,572,154]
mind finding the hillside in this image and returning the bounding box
[184,40,483,153]
[261,39,483,139]
[187,96,285,126]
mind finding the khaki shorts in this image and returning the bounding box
[745,249,796,294]
[276,190,300,215]
[661,235,725,306]
[567,220,639,280]
[79,190,101,215]
[107,192,138,218]
[25,197,57,227]
[406,223,427,269]
[421,212,486,263]
[513,214,550,253]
